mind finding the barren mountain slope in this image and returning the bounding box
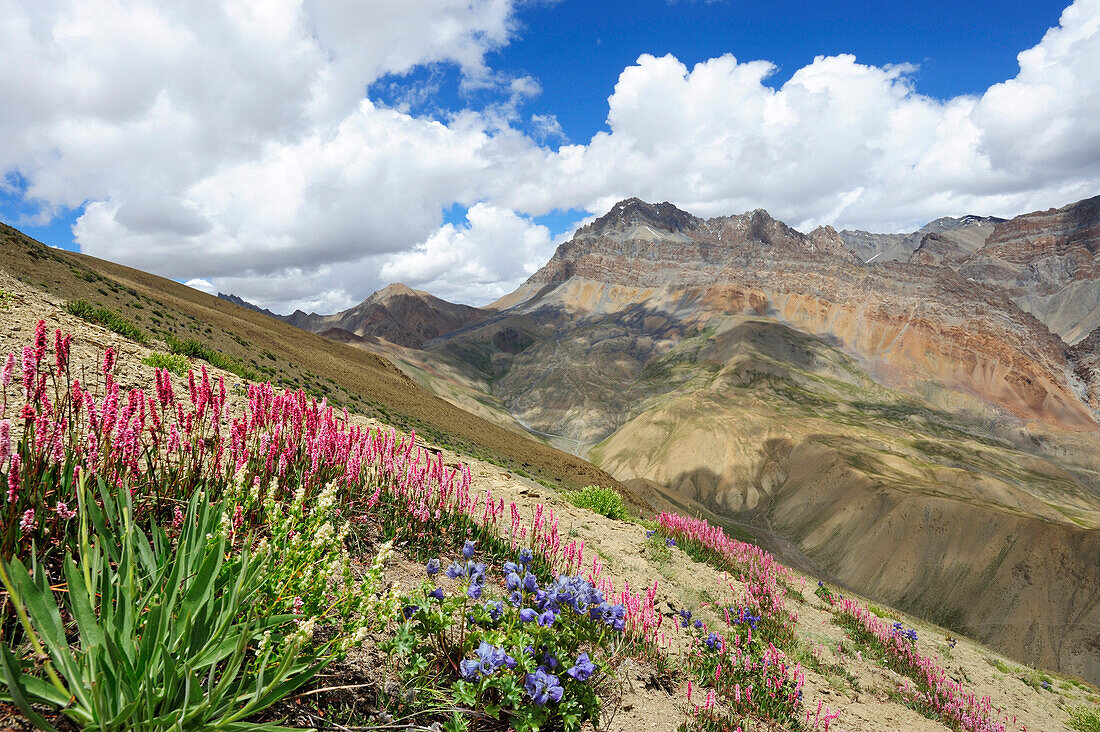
[285,282,486,348]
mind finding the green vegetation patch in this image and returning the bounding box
[1069,704,1100,732]
[141,352,191,377]
[563,484,630,520]
[64,299,147,343]
[163,333,256,381]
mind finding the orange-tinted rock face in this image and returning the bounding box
[519,199,1097,430]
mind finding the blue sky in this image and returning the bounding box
[488,0,1066,140]
[1,0,1096,309]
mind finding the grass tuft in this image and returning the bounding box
[64,299,147,343]
[564,484,631,520]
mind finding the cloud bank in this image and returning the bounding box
[2,0,1099,311]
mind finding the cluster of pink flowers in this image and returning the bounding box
[0,324,669,664]
[830,597,1023,732]
[657,513,811,730]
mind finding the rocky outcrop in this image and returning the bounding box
[841,215,1001,264]
[217,292,281,319]
[955,196,1100,344]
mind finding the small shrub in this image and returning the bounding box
[141,351,190,376]
[563,485,630,521]
[64,299,147,343]
[868,603,897,620]
[1069,704,1100,732]
[382,544,622,732]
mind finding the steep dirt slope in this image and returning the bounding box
[0,222,641,505]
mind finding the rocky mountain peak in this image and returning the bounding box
[583,198,700,236]
[366,282,427,305]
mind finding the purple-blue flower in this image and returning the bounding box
[603,603,626,631]
[509,590,524,607]
[460,659,480,680]
[429,588,445,601]
[519,608,538,622]
[485,601,504,621]
[425,558,441,576]
[518,548,533,565]
[694,619,703,629]
[467,583,483,600]
[503,560,520,576]
[566,652,595,681]
[537,609,556,627]
[402,604,419,620]
[505,572,522,591]
[525,668,564,706]
[462,539,477,558]
[446,561,465,579]
[468,561,487,584]
[522,573,538,592]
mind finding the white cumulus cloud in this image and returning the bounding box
[2,0,1100,312]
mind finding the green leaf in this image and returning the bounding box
[0,644,60,732]
[62,556,104,652]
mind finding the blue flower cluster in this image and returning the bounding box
[705,632,723,650]
[460,641,517,680]
[513,571,626,631]
[729,607,761,630]
[666,538,676,547]
[676,608,705,630]
[892,622,918,642]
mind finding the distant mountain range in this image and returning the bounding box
[255,193,1100,685]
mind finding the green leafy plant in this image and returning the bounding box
[563,485,630,521]
[0,479,325,731]
[1069,703,1100,732]
[141,351,191,377]
[227,474,397,643]
[382,545,623,732]
[64,300,147,343]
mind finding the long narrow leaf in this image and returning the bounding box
[0,645,60,732]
